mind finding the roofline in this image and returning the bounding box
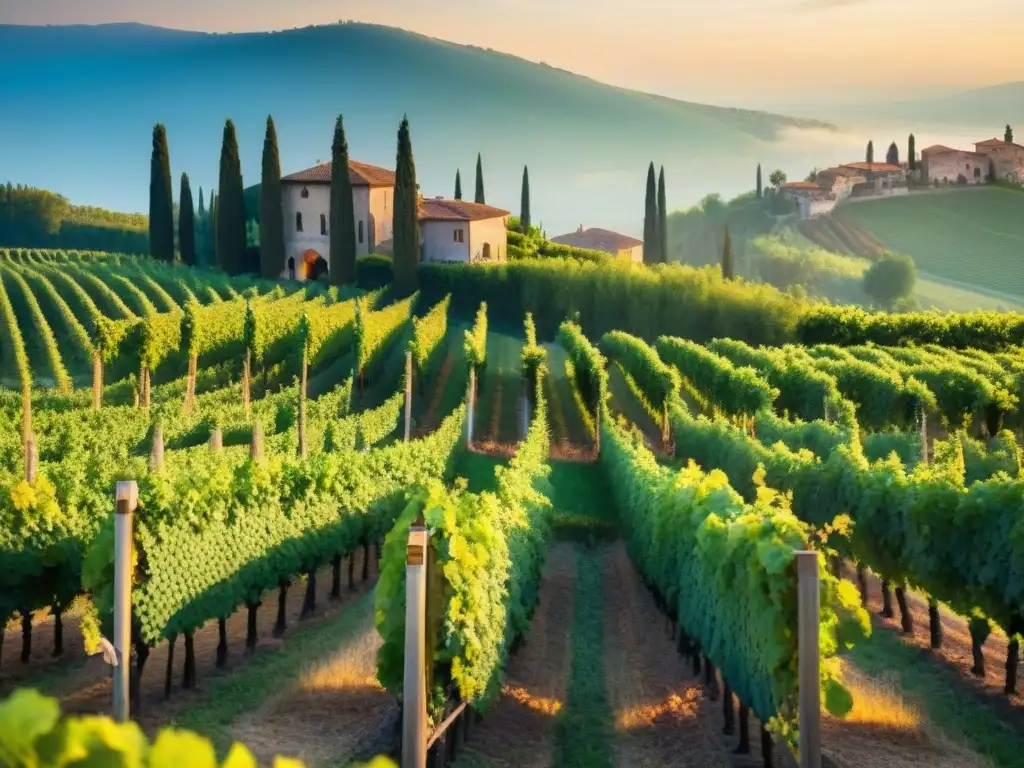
[280,176,393,188]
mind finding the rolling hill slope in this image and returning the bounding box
[0,22,835,236]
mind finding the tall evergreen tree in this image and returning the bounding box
[908,134,917,172]
[198,187,206,218]
[148,124,175,262]
[721,226,734,280]
[216,120,246,275]
[474,153,485,204]
[329,115,357,286]
[393,116,420,297]
[454,170,462,200]
[756,163,763,199]
[886,142,900,166]
[520,165,531,231]
[657,166,668,264]
[209,190,217,266]
[642,162,658,265]
[259,116,286,280]
[179,173,196,266]
[1006,124,1015,143]
[866,140,874,164]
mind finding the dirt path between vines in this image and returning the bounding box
[453,543,575,768]
[27,548,377,736]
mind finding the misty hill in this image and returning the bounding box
[815,82,1024,129]
[0,22,835,236]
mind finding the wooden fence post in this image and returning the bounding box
[403,525,428,768]
[24,439,36,483]
[917,403,928,465]
[113,481,138,723]
[797,550,821,768]
[405,350,413,443]
[465,368,476,448]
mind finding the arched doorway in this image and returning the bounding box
[482,242,492,262]
[287,256,296,281]
[303,249,328,282]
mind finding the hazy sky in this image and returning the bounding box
[4,0,1023,105]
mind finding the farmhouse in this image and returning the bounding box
[280,159,395,280]
[779,181,823,200]
[815,167,864,197]
[919,145,988,185]
[549,226,644,263]
[376,198,510,264]
[974,138,1024,183]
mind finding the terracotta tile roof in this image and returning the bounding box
[921,144,959,154]
[818,166,861,178]
[781,181,822,189]
[549,227,644,253]
[975,138,1024,150]
[418,197,509,222]
[281,159,396,187]
[840,162,904,173]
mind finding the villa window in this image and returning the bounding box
[358,220,364,243]
[320,214,327,235]
[296,212,303,232]
[454,229,464,243]
[301,187,309,199]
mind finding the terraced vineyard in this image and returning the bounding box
[4,249,1024,768]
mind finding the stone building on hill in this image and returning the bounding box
[974,138,1024,183]
[375,198,510,264]
[549,226,644,262]
[919,145,988,185]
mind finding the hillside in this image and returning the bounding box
[800,188,1024,299]
[0,22,836,236]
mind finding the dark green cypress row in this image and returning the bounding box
[216,120,247,275]
[474,153,485,204]
[908,134,917,172]
[756,164,763,199]
[197,187,206,218]
[454,170,462,200]
[209,190,217,267]
[866,140,874,164]
[259,116,286,280]
[179,173,196,266]
[330,115,357,285]
[149,124,175,262]
[642,162,658,265]
[393,116,420,297]
[657,166,668,264]
[521,165,531,231]
[722,226,734,279]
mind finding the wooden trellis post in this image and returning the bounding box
[113,481,137,723]
[465,368,476,448]
[403,524,429,768]
[797,550,821,768]
[405,350,413,443]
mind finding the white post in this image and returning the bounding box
[405,350,413,443]
[465,368,476,447]
[402,525,428,768]
[113,481,138,723]
[797,550,821,768]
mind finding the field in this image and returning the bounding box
[801,188,1024,300]
[4,249,1024,767]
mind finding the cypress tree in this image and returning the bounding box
[329,115,357,285]
[722,226,734,280]
[866,140,874,164]
[209,190,217,266]
[886,142,900,166]
[642,162,658,265]
[454,170,462,200]
[149,124,175,262]
[908,134,917,172]
[198,187,206,218]
[657,166,668,264]
[259,116,286,280]
[756,164,763,199]
[520,165,531,231]
[216,120,246,275]
[393,116,420,297]
[1006,124,1014,143]
[179,173,196,266]
[474,153,485,204]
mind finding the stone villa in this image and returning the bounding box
[279,159,509,279]
[920,139,1024,186]
[550,226,644,263]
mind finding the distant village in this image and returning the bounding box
[779,130,1024,220]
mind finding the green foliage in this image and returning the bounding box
[463,302,488,372]
[599,331,678,418]
[600,414,868,744]
[216,120,247,276]
[393,118,420,297]
[355,293,417,379]
[0,687,397,767]
[377,371,550,715]
[863,252,917,310]
[520,312,547,377]
[329,115,358,287]
[149,124,175,263]
[656,335,776,417]
[410,295,451,380]
[557,321,608,417]
[259,116,286,280]
[356,254,394,291]
[0,268,36,390]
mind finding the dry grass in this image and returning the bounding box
[823,660,991,768]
